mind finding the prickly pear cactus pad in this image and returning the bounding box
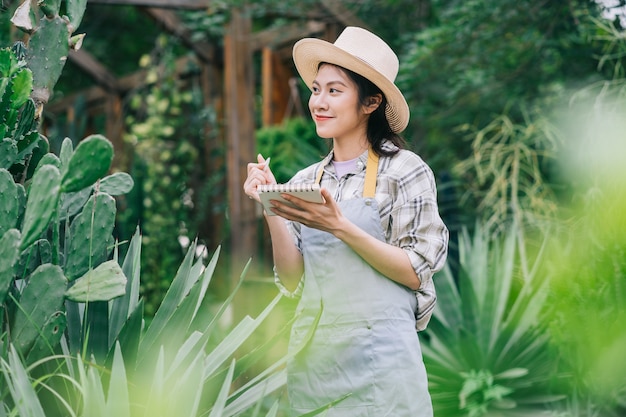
[20,164,61,250]
[0,229,21,304]
[65,260,127,302]
[61,134,114,193]
[11,263,67,357]
[0,169,19,235]
[63,193,116,280]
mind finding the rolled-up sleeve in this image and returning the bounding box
[387,156,449,283]
[385,153,449,330]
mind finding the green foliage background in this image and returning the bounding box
[3,0,626,414]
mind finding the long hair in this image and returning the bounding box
[322,63,406,156]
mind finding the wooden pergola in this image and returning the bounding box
[44,0,367,291]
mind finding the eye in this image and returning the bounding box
[311,85,320,93]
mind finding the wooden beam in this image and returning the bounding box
[249,20,326,51]
[87,0,210,10]
[320,0,369,29]
[68,49,119,91]
[143,8,216,63]
[46,55,200,113]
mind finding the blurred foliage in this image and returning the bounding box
[453,105,561,236]
[394,0,623,236]
[121,36,209,316]
[543,84,626,416]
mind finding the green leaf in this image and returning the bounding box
[20,164,61,250]
[0,48,17,77]
[139,239,199,354]
[0,169,20,235]
[1,347,47,417]
[11,263,67,357]
[10,69,33,109]
[34,152,61,174]
[61,134,113,193]
[108,227,142,345]
[204,294,281,376]
[0,229,21,304]
[106,299,143,367]
[14,98,36,140]
[64,193,116,280]
[0,138,18,169]
[221,369,287,417]
[65,260,127,302]
[58,186,92,218]
[65,0,88,31]
[25,311,67,363]
[99,172,134,195]
[59,137,73,176]
[105,343,131,417]
[209,359,236,417]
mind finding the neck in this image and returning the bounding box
[332,136,369,161]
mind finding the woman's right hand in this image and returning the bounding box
[243,154,276,203]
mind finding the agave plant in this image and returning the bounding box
[422,224,564,416]
[0,227,342,417]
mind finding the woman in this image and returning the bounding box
[243,26,448,416]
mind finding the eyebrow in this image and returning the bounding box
[312,80,349,88]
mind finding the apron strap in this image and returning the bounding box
[314,150,379,197]
[363,150,379,198]
[315,162,324,185]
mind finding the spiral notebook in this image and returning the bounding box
[257,183,324,215]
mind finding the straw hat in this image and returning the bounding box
[292,26,410,133]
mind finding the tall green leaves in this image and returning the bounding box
[453,109,561,235]
[423,224,561,416]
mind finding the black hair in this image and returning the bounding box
[319,63,405,156]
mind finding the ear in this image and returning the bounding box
[363,94,382,114]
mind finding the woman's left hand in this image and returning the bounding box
[269,188,346,233]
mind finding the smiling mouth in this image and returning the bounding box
[314,115,332,121]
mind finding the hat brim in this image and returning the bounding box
[293,38,410,133]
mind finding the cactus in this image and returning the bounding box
[19,164,61,250]
[61,134,114,193]
[99,172,134,196]
[63,193,116,280]
[65,260,127,302]
[11,263,67,357]
[0,46,47,180]
[25,310,67,363]
[11,0,88,115]
[0,169,20,235]
[0,229,21,305]
[0,139,18,169]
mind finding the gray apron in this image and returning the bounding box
[287,151,433,416]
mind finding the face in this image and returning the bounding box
[308,64,374,142]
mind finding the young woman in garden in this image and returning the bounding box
[243,26,448,416]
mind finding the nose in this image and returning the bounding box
[309,91,328,111]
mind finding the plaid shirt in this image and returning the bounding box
[274,140,449,330]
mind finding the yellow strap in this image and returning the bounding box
[315,162,324,184]
[315,150,379,197]
[363,150,379,198]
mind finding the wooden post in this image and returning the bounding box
[105,93,127,171]
[261,47,292,126]
[224,9,258,289]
